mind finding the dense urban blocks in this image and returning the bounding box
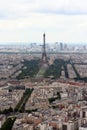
[0,50,87,130]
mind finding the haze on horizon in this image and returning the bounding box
[0,0,87,43]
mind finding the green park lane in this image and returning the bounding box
[0,88,33,130]
[70,62,80,79]
[0,117,16,130]
[14,88,33,112]
[36,66,47,78]
[16,60,40,80]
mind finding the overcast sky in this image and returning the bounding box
[0,0,87,43]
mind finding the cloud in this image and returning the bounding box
[0,0,38,19]
[0,0,87,19]
[36,0,87,15]
[0,0,87,42]
[0,13,87,42]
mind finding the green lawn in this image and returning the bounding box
[36,67,47,78]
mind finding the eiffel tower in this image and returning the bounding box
[41,33,49,67]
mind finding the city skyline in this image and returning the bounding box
[0,0,87,43]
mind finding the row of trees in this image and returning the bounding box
[15,88,33,112]
[0,107,13,115]
[48,92,61,103]
[0,117,16,130]
[70,63,87,82]
[0,89,34,114]
[17,59,40,79]
[71,63,80,79]
[44,59,69,79]
[0,89,33,130]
